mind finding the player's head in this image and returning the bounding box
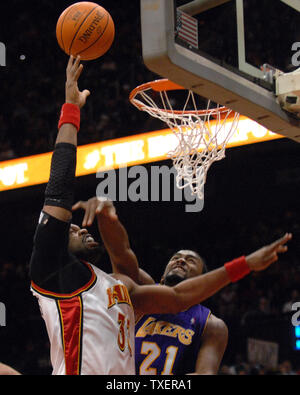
[161,250,208,286]
[68,224,102,264]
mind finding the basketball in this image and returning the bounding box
[56,2,115,61]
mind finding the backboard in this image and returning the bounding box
[140,0,300,142]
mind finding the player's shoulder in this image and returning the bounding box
[187,303,211,320]
[110,272,135,289]
[203,313,228,340]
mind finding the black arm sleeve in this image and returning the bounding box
[29,212,92,294]
[44,143,77,212]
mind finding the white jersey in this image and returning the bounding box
[31,263,135,375]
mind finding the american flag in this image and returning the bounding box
[176,10,199,49]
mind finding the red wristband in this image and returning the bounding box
[224,256,250,283]
[58,103,80,132]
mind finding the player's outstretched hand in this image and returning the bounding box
[65,55,90,109]
[246,233,292,272]
[72,197,117,227]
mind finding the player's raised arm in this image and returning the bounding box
[120,233,292,315]
[44,55,90,222]
[29,55,90,287]
[72,197,155,285]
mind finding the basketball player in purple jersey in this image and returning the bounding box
[132,250,225,375]
[73,197,292,375]
[134,250,225,375]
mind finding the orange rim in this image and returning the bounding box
[130,79,234,117]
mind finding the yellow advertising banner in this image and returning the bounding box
[0,117,283,192]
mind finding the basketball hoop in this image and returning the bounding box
[130,79,240,201]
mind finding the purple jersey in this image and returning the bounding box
[135,304,211,375]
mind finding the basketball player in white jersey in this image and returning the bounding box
[30,55,292,375]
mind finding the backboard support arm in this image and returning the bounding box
[178,0,232,16]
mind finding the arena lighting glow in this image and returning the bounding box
[295,326,300,338]
[0,117,283,192]
[296,340,300,350]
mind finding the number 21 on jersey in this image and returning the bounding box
[139,341,178,375]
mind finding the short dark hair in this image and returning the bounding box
[194,252,208,274]
[173,249,208,274]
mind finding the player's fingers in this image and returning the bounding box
[74,63,84,81]
[82,206,91,227]
[81,89,91,103]
[83,89,91,98]
[276,245,288,253]
[67,55,74,71]
[72,55,81,71]
[270,233,292,249]
[72,201,84,211]
[86,209,96,227]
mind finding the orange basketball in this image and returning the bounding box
[56,2,115,61]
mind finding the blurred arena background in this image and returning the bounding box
[0,0,300,375]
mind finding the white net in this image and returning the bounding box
[131,81,240,201]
